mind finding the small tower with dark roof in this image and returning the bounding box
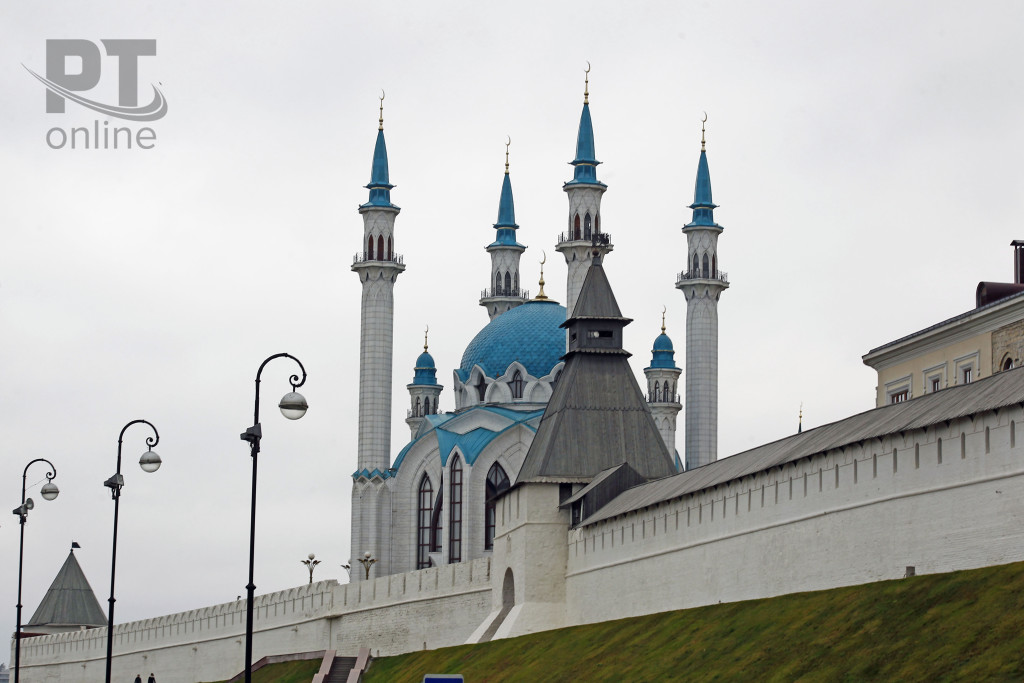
[480,139,529,320]
[25,544,106,636]
[644,311,682,465]
[406,328,443,439]
[557,66,613,322]
[676,117,729,470]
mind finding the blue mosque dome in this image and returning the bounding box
[649,332,677,369]
[412,350,437,385]
[456,300,567,382]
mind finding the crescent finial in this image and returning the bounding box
[541,250,547,266]
[424,325,429,352]
[505,136,511,174]
[661,306,667,333]
[701,111,707,150]
[378,90,386,131]
[584,61,591,104]
[535,251,548,300]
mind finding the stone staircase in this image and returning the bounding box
[324,656,357,683]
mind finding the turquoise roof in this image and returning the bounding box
[649,333,677,369]
[566,103,604,186]
[686,149,719,228]
[390,406,544,472]
[494,172,518,229]
[412,351,437,385]
[361,128,398,209]
[457,300,566,382]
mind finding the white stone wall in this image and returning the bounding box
[18,559,494,683]
[564,408,1024,625]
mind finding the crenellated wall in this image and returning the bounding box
[17,558,493,683]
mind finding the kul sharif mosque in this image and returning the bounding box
[349,71,726,579]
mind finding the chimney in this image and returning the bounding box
[1012,240,1024,284]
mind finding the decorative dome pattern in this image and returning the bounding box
[457,300,566,381]
[649,333,677,369]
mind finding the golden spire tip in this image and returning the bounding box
[378,90,385,131]
[701,111,707,151]
[505,136,511,175]
[661,306,666,334]
[424,325,429,352]
[535,251,548,300]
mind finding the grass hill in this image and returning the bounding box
[362,560,1024,682]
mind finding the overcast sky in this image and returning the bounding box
[2,0,1022,659]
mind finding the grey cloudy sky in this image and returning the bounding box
[1,0,1022,658]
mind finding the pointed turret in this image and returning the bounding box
[26,546,106,635]
[644,310,682,466]
[407,327,443,439]
[558,65,612,326]
[481,138,528,320]
[361,128,397,209]
[676,115,729,471]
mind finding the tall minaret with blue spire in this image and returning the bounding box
[352,94,406,478]
[480,139,529,320]
[676,117,728,470]
[557,65,613,319]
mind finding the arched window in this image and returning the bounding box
[1004,357,1014,371]
[574,214,581,240]
[377,235,384,261]
[584,213,592,239]
[449,456,463,562]
[495,271,502,295]
[654,381,660,402]
[702,253,709,278]
[595,214,600,233]
[424,397,431,415]
[510,370,524,399]
[367,235,374,260]
[415,397,421,417]
[485,463,510,550]
[692,253,699,275]
[514,272,519,293]
[504,271,512,293]
[417,475,433,569]
[430,479,443,553]
[476,376,487,402]
[712,255,717,278]
[387,236,393,260]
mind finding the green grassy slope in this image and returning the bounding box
[201,657,322,683]
[363,561,1024,682]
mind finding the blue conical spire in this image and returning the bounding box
[491,141,523,247]
[686,122,719,227]
[567,68,603,186]
[361,96,397,209]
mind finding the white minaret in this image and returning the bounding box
[352,96,405,475]
[557,66,612,320]
[644,310,683,467]
[480,139,529,320]
[677,119,728,470]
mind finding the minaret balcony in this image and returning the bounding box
[676,269,729,286]
[352,252,405,266]
[480,287,530,300]
[647,392,681,405]
[556,230,612,246]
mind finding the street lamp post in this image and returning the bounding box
[301,553,321,584]
[239,353,308,683]
[357,551,376,580]
[104,420,162,683]
[12,459,59,683]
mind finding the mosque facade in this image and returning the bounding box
[348,76,714,580]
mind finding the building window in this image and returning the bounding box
[890,390,909,404]
[510,370,524,399]
[377,235,384,261]
[415,397,421,416]
[584,213,592,239]
[653,381,660,402]
[692,254,699,275]
[387,236,393,260]
[504,271,512,293]
[712,255,717,278]
[485,463,510,550]
[449,456,463,562]
[595,214,600,233]
[417,476,433,569]
[1004,357,1014,371]
[367,235,374,260]
[574,214,581,239]
[424,397,431,415]
[430,481,443,553]
[476,376,487,402]
[963,367,973,384]
[702,253,709,278]
[931,377,941,393]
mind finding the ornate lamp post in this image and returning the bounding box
[239,353,308,683]
[105,420,162,683]
[301,553,321,584]
[357,551,376,580]
[12,459,59,683]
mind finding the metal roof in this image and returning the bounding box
[582,365,1024,526]
[27,550,106,628]
[457,300,566,382]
